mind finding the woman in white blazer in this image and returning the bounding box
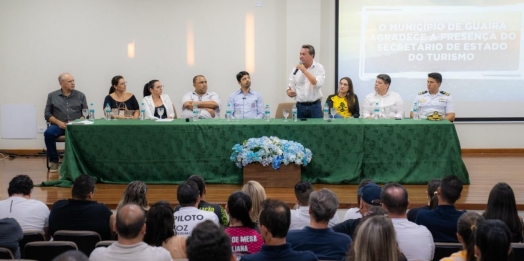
[142,80,176,119]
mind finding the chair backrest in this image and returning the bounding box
[53,230,101,256]
[0,247,14,259]
[172,104,178,119]
[95,240,116,248]
[510,243,524,261]
[20,230,46,258]
[274,102,295,119]
[24,241,78,261]
[433,242,462,261]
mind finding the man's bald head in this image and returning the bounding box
[380,183,409,215]
[116,203,146,239]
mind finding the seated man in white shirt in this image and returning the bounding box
[362,74,404,119]
[90,204,172,261]
[381,182,435,261]
[289,181,339,230]
[181,75,221,119]
[173,180,219,236]
[0,175,50,237]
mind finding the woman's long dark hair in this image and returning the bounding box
[227,191,256,229]
[109,75,124,94]
[143,80,159,97]
[339,77,356,113]
[482,182,522,241]
[476,219,511,261]
[143,201,175,246]
[427,179,441,209]
[457,212,484,261]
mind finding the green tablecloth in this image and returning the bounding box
[42,118,469,187]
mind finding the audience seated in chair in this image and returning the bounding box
[90,203,171,261]
[287,188,351,260]
[0,217,23,259]
[225,191,263,255]
[289,181,339,230]
[174,180,219,236]
[416,175,466,242]
[51,250,89,261]
[240,199,317,261]
[344,216,407,261]
[143,201,187,259]
[407,179,440,223]
[439,212,484,261]
[186,220,234,261]
[48,174,113,240]
[381,182,435,261]
[241,181,267,224]
[342,179,373,221]
[475,219,512,261]
[482,182,523,242]
[110,181,150,232]
[175,175,229,226]
[0,175,50,238]
[333,182,382,238]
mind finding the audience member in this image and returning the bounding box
[241,181,267,223]
[290,181,339,230]
[142,79,175,119]
[44,72,87,172]
[342,178,373,221]
[174,180,219,236]
[441,212,484,261]
[175,175,229,226]
[104,75,139,119]
[0,175,50,236]
[326,77,360,118]
[228,71,265,119]
[362,74,404,119]
[381,182,435,261]
[225,191,263,254]
[48,174,113,240]
[90,204,171,261]
[475,219,512,261]
[0,217,23,259]
[334,182,382,238]
[181,75,221,119]
[416,175,466,242]
[143,201,187,259]
[110,181,150,232]
[407,179,440,222]
[482,182,523,242]
[344,216,407,261]
[287,188,351,260]
[52,250,89,261]
[186,220,234,261]
[240,199,317,261]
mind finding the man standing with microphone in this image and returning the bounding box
[286,44,325,118]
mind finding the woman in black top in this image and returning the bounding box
[103,75,139,119]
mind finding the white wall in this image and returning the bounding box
[0,0,522,150]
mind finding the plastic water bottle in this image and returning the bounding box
[226,103,232,121]
[413,102,419,120]
[88,103,95,121]
[193,104,199,121]
[140,102,145,120]
[264,104,270,122]
[105,103,111,120]
[323,103,329,120]
[373,102,380,120]
[292,104,297,122]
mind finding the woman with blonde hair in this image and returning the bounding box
[345,215,406,261]
[241,181,266,223]
[110,181,149,236]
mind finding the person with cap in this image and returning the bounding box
[333,182,382,238]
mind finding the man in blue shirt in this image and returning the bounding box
[240,199,317,261]
[227,71,265,119]
[416,175,466,242]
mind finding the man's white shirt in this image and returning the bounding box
[173,206,219,236]
[0,196,49,231]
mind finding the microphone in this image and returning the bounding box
[293,62,303,75]
[185,118,190,122]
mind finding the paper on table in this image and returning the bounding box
[156,119,174,122]
[67,120,94,125]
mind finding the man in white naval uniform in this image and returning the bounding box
[411,72,455,122]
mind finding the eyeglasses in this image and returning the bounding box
[155,85,164,89]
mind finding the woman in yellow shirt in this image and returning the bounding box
[326,77,360,118]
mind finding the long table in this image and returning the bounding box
[43,118,469,187]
